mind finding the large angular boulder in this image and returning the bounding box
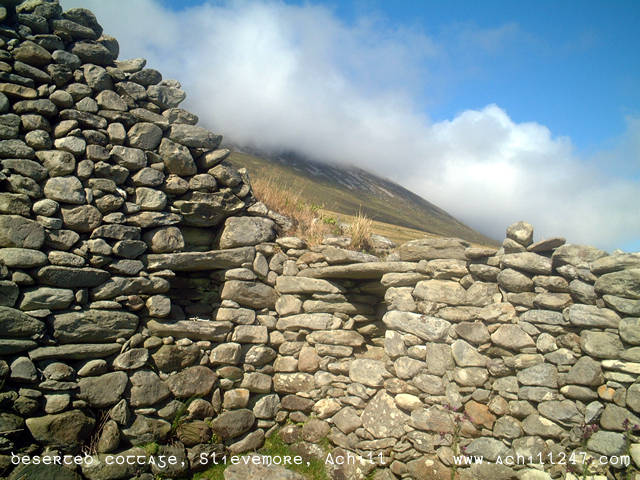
[43,176,85,204]
[275,276,343,294]
[130,370,170,407]
[121,415,171,445]
[37,266,110,288]
[382,311,450,342]
[506,221,533,246]
[81,448,149,480]
[620,318,640,345]
[26,410,95,450]
[168,124,221,148]
[595,268,640,299]
[211,409,255,439]
[143,226,184,253]
[0,215,44,248]
[221,280,276,309]
[580,331,623,359]
[165,366,217,398]
[20,287,74,310]
[501,252,552,274]
[565,356,603,386]
[349,359,387,387]
[219,217,276,249]
[491,324,535,350]
[61,205,102,232]
[0,247,47,267]
[8,464,83,480]
[78,371,128,407]
[175,191,245,227]
[147,319,232,342]
[0,306,45,338]
[563,304,620,328]
[413,279,467,304]
[158,137,196,175]
[273,373,315,394]
[152,344,200,372]
[591,253,640,274]
[52,310,138,343]
[396,237,468,261]
[552,244,608,268]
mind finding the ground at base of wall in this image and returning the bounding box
[192,430,333,480]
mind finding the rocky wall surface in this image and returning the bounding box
[263,227,640,480]
[0,1,283,478]
[0,1,639,480]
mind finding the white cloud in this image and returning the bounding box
[62,0,640,250]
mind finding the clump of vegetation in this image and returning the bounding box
[209,432,222,444]
[170,396,205,440]
[576,422,598,479]
[251,176,334,245]
[192,430,329,480]
[622,419,639,480]
[441,403,469,480]
[192,461,226,480]
[261,431,329,480]
[252,177,376,252]
[82,409,110,456]
[142,442,160,456]
[170,400,191,434]
[349,210,373,252]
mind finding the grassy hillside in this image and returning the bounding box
[228,150,497,246]
[319,209,456,246]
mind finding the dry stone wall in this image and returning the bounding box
[265,229,640,480]
[0,2,638,480]
[0,1,281,478]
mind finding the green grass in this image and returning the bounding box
[191,431,330,480]
[142,442,159,456]
[228,151,497,246]
[171,402,190,433]
[192,462,226,480]
[364,470,378,480]
[261,431,329,480]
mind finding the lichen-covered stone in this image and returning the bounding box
[361,390,409,438]
[594,268,640,299]
[349,359,387,387]
[382,311,450,341]
[165,366,217,398]
[130,370,170,407]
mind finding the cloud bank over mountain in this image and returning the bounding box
[64,0,640,250]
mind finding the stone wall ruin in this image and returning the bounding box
[0,2,639,479]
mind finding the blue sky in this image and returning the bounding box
[347,1,639,151]
[158,0,640,155]
[66,0,640,250]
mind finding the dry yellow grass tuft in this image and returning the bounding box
[253,178,376,252]
[349,210,373,252]
[251,177,334,245]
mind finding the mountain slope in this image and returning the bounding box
[227,148,497,246]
